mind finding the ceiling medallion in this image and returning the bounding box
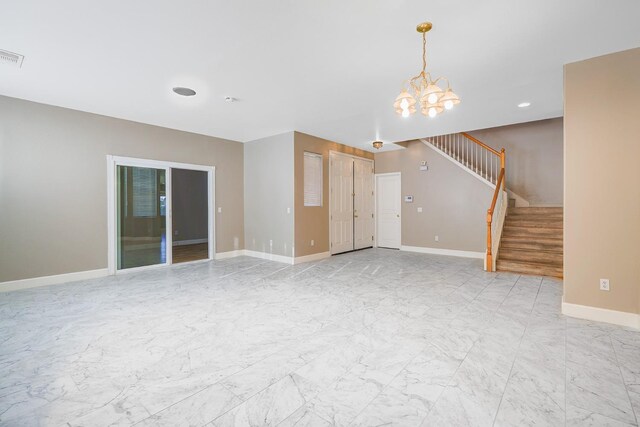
[372,140,383,150]
[394,21,460,119]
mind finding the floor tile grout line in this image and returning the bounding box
[609,334,639,425]
[415,275,521,425]
[491,276,543,426]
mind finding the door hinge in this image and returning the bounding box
[371,235,374,241]
[371,213,374,218]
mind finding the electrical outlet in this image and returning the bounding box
[435,235,439,242]
[217,207,222,213]
[287,207,291,214]
[600,279,610,291]
[417,207,423,213]
[269,240,273,247]
[311,240,315,246]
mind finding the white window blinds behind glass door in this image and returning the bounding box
[132,168,158,217]
[304,152,323,207]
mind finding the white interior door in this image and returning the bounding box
[330,153,354,254]
[376,173,401,249]
[354,158,374,250]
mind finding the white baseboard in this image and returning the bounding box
[401,245,485,259]
[243,250,294,265]
[0,268,110,293]
[294,251,331,265]
[562,300,640,329]
[215,250,245,260]
[173,238,208,247]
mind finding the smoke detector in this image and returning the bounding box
[224,96,236,103]
[0,50,24,68]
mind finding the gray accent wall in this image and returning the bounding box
[375,140,493,253]
[244,132,295,257]
[0,95,244,282]
[470,118,564,206]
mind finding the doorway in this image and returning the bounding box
[375,172,401,249]
[329,151,374,254]
[107,156,215,274]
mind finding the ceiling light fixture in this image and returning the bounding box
[518,102,531,108]
[372,141,383,150]
[224,96,236,103]
[173,87,196,97]
[394,22,460,119]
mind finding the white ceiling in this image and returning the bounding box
[2,1,640,152]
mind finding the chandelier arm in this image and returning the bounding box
[431,76,451,88]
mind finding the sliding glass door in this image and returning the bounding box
[108,156,215,274]
[116,165,167,270]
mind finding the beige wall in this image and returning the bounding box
[244,132,295,257]
[375,141,493,253]
[0,96,244,282]
[470,118,563,206]
[293,132,374,257]
[564,48,640,315]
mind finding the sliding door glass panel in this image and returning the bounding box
[171,168,209,264]
[117,165,167,269]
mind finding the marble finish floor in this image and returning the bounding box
[1,249,639,426]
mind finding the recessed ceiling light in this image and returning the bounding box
[173,87,196,97]
[518,102,531,108]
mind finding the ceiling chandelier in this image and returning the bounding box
[394,22,460,118]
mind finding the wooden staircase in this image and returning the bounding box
[497,207,563,277]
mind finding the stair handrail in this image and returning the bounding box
[486,166,506,272]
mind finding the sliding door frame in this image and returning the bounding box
[106,155,215,275]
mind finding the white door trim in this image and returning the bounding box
[106,155,215,275]
[375,172,401,249]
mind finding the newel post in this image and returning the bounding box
[486,210,493,272]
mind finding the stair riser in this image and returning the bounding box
[508,208,563,215]
[506,214,563,220]
[502,227,563,238]
[498,250,563,264]
[496,261,563,278]
[500,241,563,252]
[504,220,563,229]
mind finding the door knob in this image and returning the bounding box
[397,214,400,217]
[355,215,359,218]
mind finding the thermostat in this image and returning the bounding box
[404,195,414,203]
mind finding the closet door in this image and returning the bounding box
[330,153,354,254]
[354,158,374,250]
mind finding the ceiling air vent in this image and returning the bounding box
[0,50,24,68]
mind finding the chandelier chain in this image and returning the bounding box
[422,32,427,74]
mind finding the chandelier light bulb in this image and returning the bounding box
[428,107,437,118]
[402,109,410,118]
[427,93,438,104]
[444,100,454,110]
[400,99,409,109]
